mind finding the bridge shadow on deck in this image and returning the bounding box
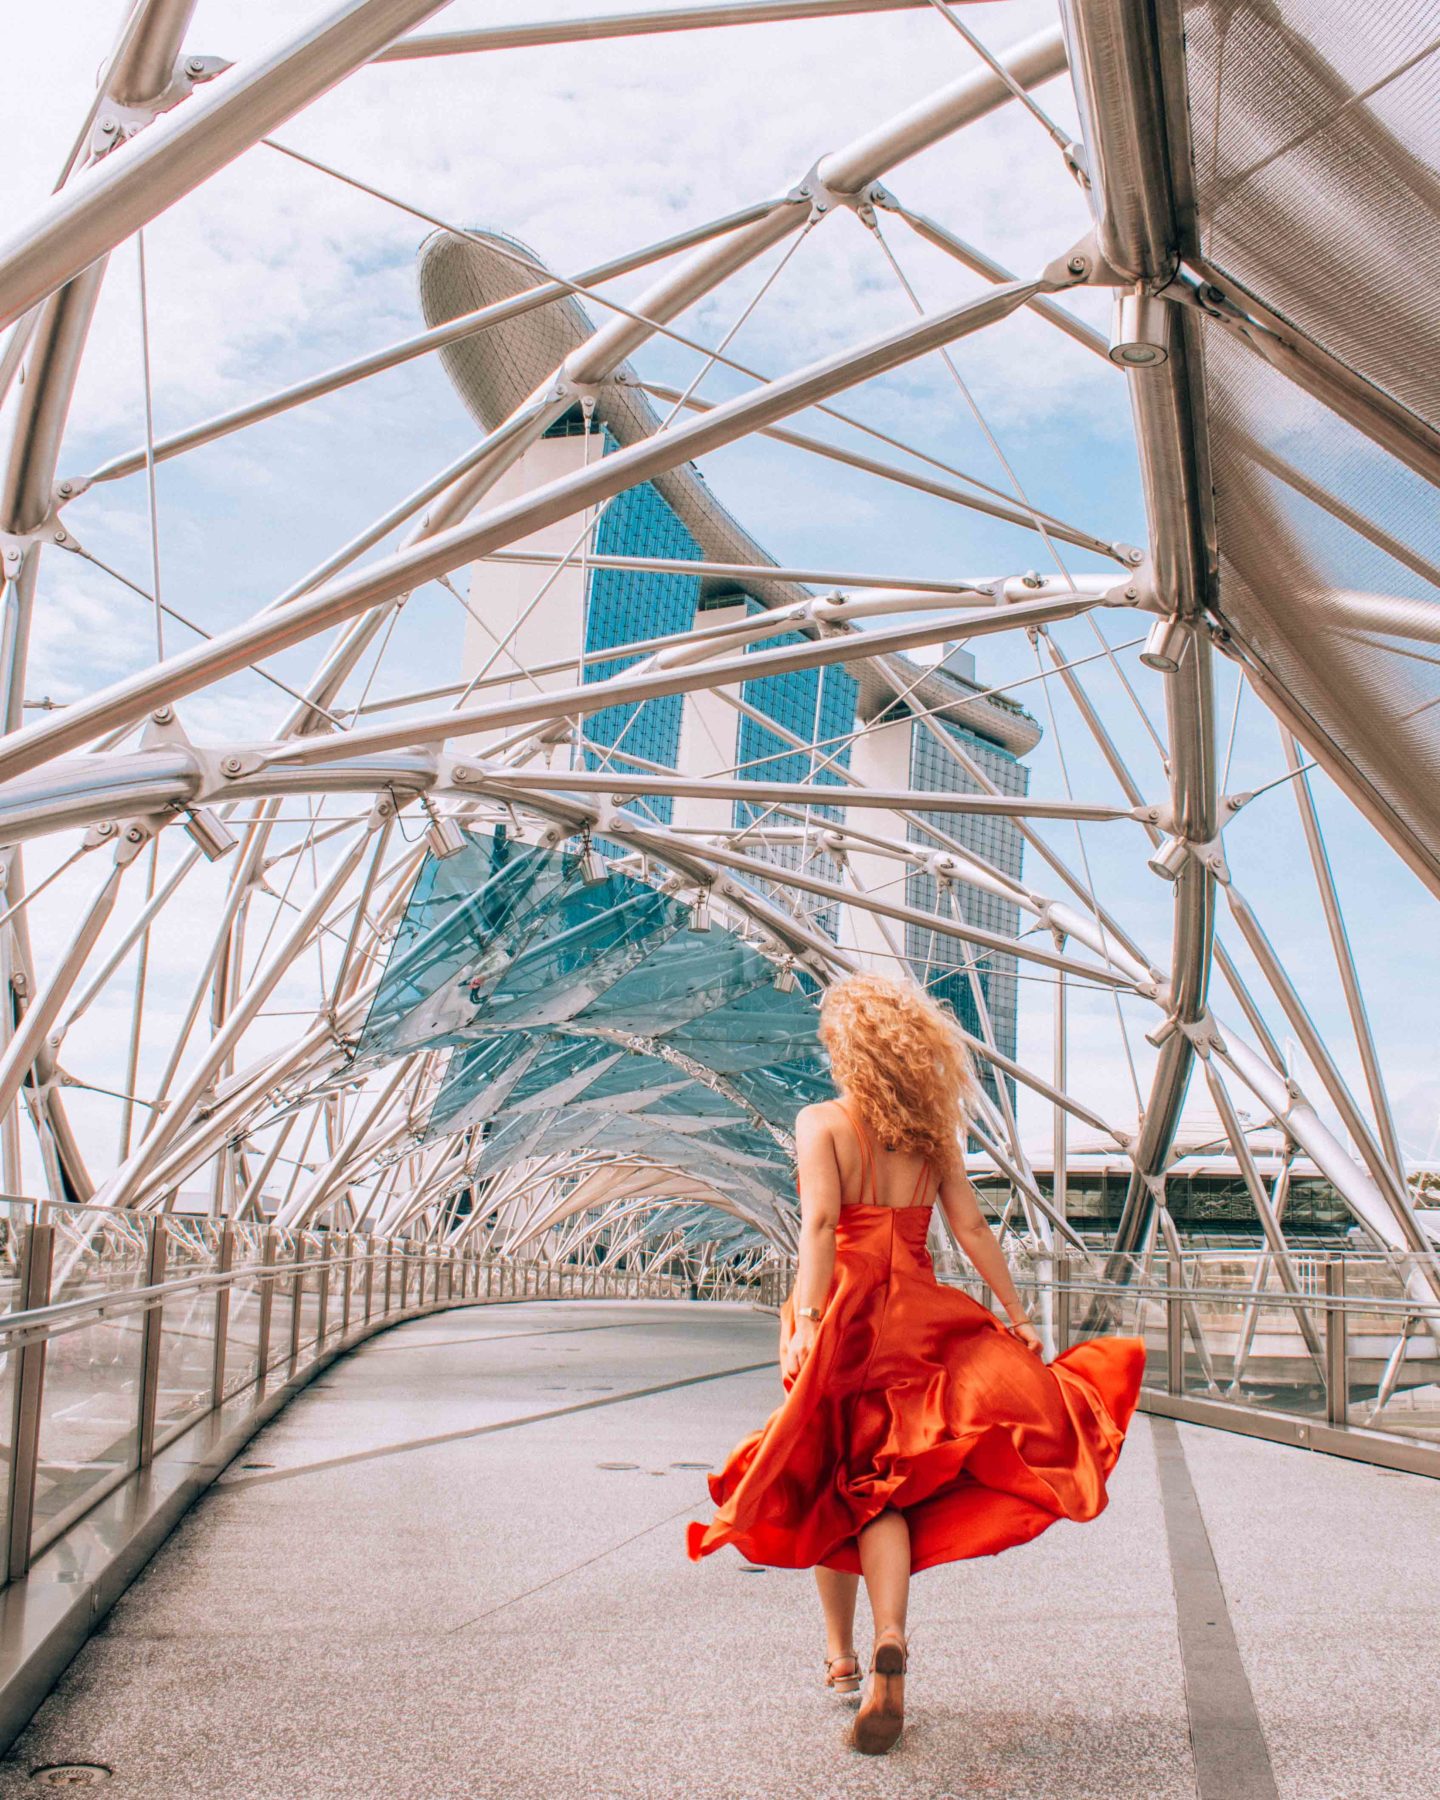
[1,1302,1434,1800]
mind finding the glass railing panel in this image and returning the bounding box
[222,1223,267,1401]
[1343,1303,1440,1442]
[0,1345,13,1564]
[153,1220,220,1441]
[265,1231,296,1374]
[0,1199,38,1312]
[325,1237,349,1340]
[32,1210,148,1550]
[296,1233,323,1358]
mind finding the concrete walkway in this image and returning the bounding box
[1,1302,1435,1800]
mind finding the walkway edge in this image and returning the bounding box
[0,1296,485,1759]
[1153,1415,1279,1800]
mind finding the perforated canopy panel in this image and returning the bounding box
[1178,0,1440,884]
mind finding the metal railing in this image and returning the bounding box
[0,1203,699,1590]
[759,1247,1440,1476]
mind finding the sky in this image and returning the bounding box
[3,0,1438,1188]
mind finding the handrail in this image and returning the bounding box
[0,1215,720,1591]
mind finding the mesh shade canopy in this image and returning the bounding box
[1177,0,1440,885]
[1182,0,1440,430]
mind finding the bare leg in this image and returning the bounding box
[856,1508,910,1643]
[815,1565,860,1660]
[849,1509,910,1754]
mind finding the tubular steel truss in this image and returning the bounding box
[1,0,1437,1447]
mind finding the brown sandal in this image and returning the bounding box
[847,1629,908,1754]
[824,1649,863,1700]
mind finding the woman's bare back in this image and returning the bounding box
[805,1097,935,1210]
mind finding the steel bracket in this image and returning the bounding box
[1039,230,1128,292]
[999,571,1142,609]
[785,161,876,226]
[0,515,82,563]
[88,55,232,159]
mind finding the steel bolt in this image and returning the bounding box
[1021,570,1044,588]
[186,56,206,75]
[93,821,116,838]
[99,117,118,134]
[1067,255,1087,275]
[52,530,65,544]
[125,826,144,843]
[151,705,174,725]
[220,755,244,777]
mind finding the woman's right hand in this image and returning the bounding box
[1007,1319,1044,1357]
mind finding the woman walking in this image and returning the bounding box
[687,973,1145,1755]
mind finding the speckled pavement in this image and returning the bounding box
[0,1301,1434,1800]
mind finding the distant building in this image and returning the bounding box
[418,230,1041,1100]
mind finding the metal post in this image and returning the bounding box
[383,1243,395,1313]
[1055,1253,1072,1354]
[210,1221,235,1410]
[1325,1257,1348,1428]
[1166,1255,1184,1397]
[399,1243,411,1310]
[7,1221,54,1582]
[137,1218,168,1467]
[315,1234,331,1344]
[340,1231,354,1335]
[363,1233,375,1323]
[288,1235,306,1371]
[255,1228,276,1387]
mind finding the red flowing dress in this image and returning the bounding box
[686,1104,1146,1574]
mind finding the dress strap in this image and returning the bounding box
[835,1100,877,1205]
[907,1152,936,1209]
[907,1158,936,1209]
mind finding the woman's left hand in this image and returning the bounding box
[782,1315,818,1381]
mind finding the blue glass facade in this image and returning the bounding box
[905,718,1027,1105]
[579,443,702,826]
[554,427,1028,1076]
[734,610,858,821]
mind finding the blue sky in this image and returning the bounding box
[5,0,1438,1175]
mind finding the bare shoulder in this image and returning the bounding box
[795,1100,842,1142]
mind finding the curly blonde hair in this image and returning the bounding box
[818,972,978,1174]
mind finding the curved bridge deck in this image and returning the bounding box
[1,1302,1434,1800]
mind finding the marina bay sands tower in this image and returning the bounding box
[417,230,1041,1091]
